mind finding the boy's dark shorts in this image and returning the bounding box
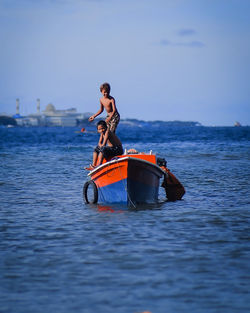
[94,145,123,160]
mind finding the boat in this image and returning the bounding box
[83,151,166,206]
[234,121,242,127]
[83,149,186,206]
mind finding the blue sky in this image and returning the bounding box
[0,0,249,126]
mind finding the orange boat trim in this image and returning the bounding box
[88,156,165,189]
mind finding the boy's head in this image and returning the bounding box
[100,82,111,95]
[97,120,107,133]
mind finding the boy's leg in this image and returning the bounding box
[96,152,104,166]
[92,146,101,166]
[108,112,120,133]
[92,151,98,167]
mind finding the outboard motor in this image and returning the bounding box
[157,157,167,167]
[157,157,185,201]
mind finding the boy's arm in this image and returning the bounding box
[89,101,104,122]
[99,130,109,147]
[105,98,116,123]
[98,133,103,146]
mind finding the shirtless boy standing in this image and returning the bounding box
[88,82,120,133]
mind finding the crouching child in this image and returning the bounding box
[88,120,123,170]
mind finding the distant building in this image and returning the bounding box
[42,103,80,126]
[12,99,91,127]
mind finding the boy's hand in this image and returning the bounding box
[89,116,94,122]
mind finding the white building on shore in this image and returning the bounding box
[13,99,91,127]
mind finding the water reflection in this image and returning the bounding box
[97,204,117,213]
[86,202,165,212]
[96,204,128,213]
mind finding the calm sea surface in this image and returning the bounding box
[0,125,250,313]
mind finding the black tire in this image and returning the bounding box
[83,180,98,204]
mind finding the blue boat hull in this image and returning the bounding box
[96,156,163,204]
[97,177,160,205]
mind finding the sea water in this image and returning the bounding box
[0,125,250,313]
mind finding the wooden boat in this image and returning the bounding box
[83,152,165,206]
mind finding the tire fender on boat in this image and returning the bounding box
[83,180,98,204]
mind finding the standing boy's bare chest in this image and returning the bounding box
[102,98,113,112]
